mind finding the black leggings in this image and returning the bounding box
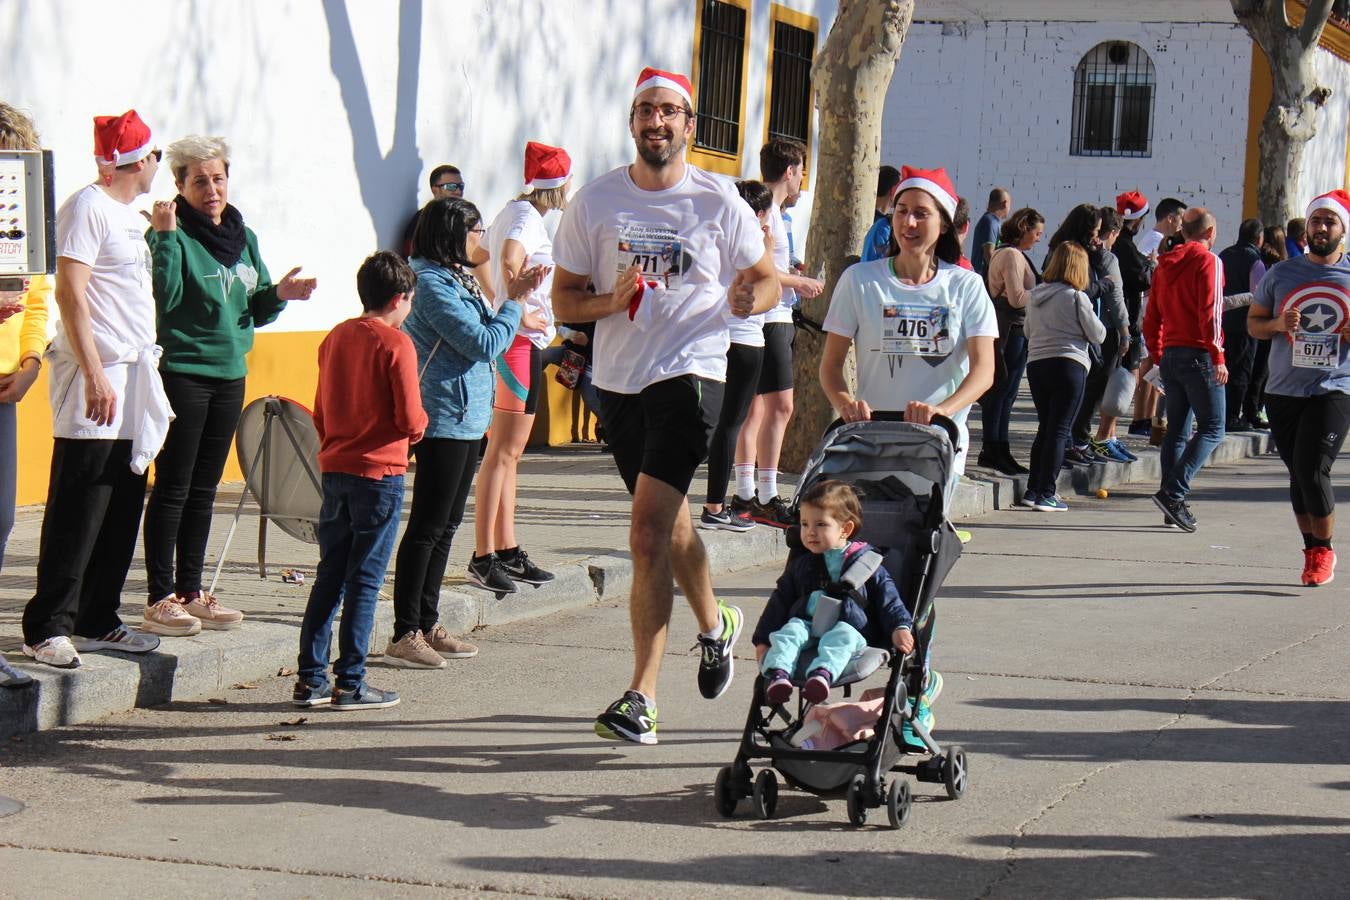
[705,342,764,506]
[1265,391,1350,519]
[143,372,246,600]
[392,437,479,640]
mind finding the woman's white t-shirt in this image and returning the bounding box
[485,199,556,348]
[823,257,997,470]
[552,165,765,394]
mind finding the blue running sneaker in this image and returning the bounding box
[901,699,936,751]
[1107,438,1139,462]
[921,669,944,707]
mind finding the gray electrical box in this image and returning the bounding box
[0,149,56,292]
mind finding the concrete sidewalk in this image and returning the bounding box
[0,399,1274,737]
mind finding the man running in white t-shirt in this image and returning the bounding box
[552,67,779,745]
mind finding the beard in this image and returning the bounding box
[635,126,685,167]
[1307,231,1342,257]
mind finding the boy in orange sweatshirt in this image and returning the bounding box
[294,251,428,710]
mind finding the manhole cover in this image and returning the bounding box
[0,796,23,818]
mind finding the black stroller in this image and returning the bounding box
[713,414,969,828]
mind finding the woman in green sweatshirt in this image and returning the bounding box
[142,135,316,637]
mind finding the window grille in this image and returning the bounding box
[1070,42,1156,158]
[767,19,815,146]
[694,0,746,156]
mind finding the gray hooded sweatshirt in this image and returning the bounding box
[1025,282,1107,371]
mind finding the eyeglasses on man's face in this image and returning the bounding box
[631,103,691,123]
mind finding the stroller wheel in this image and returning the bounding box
[942,746,969,800]
[752,769,778,819]
[845,774,869,827]
[886,778,912,829]
[714,765,741,818]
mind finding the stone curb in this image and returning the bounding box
[0,429,1273,738]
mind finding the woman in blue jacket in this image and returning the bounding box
[386,198,546,669]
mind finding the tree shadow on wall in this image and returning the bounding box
[322,0,423,250]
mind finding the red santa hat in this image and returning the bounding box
[1116,190,1150,221]
[93,110,154,167]
[1306,189,1350,230]
[896,166,958,221]
[634,67,694,109]
[523,141,572,190]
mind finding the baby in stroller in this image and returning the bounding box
[753,480,914,704]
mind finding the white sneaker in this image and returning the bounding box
[73,626,161,654]
[0,656,34,687]
[142,599,202,636]
[21,635,81,669]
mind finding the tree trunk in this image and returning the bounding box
[781,0,913,472]
[1234,0,1335,227]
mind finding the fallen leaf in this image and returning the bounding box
[265,734,297,742]
[276,667,296,677]
[231,682,259,690]
[168,837,178,842]
[279,717,308,727]
[206,697,228,705]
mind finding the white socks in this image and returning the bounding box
[756,469,779,504]
[734,463,755,501]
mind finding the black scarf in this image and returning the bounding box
[175,194,247,267]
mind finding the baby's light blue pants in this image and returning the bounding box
[761,617,867,680]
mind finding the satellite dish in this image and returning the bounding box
[234,396,322,542]
[208,396,323,590]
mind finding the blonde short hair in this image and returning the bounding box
[517,183,569,213]
[166,134,231,184]
[1043,242,1090,291]
[0,102,40,151]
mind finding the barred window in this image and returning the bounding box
[694,0,748,158]
[767,17,815,147]
[1070,42,1155,158]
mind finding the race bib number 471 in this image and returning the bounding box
[880,302,952,357]
[617,223,684,290]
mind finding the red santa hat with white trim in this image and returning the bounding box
[1306,189,1350,230]
[896,165,958,221]
[93,110,154,167]
[1116,190,1150,221]
[523,141,572,190]
[634,67,694,109]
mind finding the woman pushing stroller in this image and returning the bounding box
[754,481,914,705]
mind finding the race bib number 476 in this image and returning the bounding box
[880,302,952,357]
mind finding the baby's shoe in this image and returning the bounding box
[763,668,793,705]
[802,668,833,704]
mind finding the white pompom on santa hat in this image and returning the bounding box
[93,109,154,167]
[896,165,958,221]
[634,67,694,109]
[1306,189,1350,230]
[523,141,572,190]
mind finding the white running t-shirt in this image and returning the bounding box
[54,184,156,351]
[552,165,765,393]
[485,199,556,348]
[823,257,998,469]
[764,202,795,324]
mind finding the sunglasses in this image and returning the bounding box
[435,181,465,192]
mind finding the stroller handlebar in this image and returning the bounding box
[823,412,962,451]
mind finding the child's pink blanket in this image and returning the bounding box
[791,688,886,750]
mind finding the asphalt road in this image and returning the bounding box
[0,452,1346,899]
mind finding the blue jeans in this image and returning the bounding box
[761,618,868,681]
[1159,347,1226,501]
[979,326,1028,444]
[298,472,404,690]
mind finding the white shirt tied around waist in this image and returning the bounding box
[46,329,174,474]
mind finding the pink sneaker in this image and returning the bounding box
[1303,547,1337,587]
[802,668,833,705]
[142,598,202,636]
[182,592,244,630]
